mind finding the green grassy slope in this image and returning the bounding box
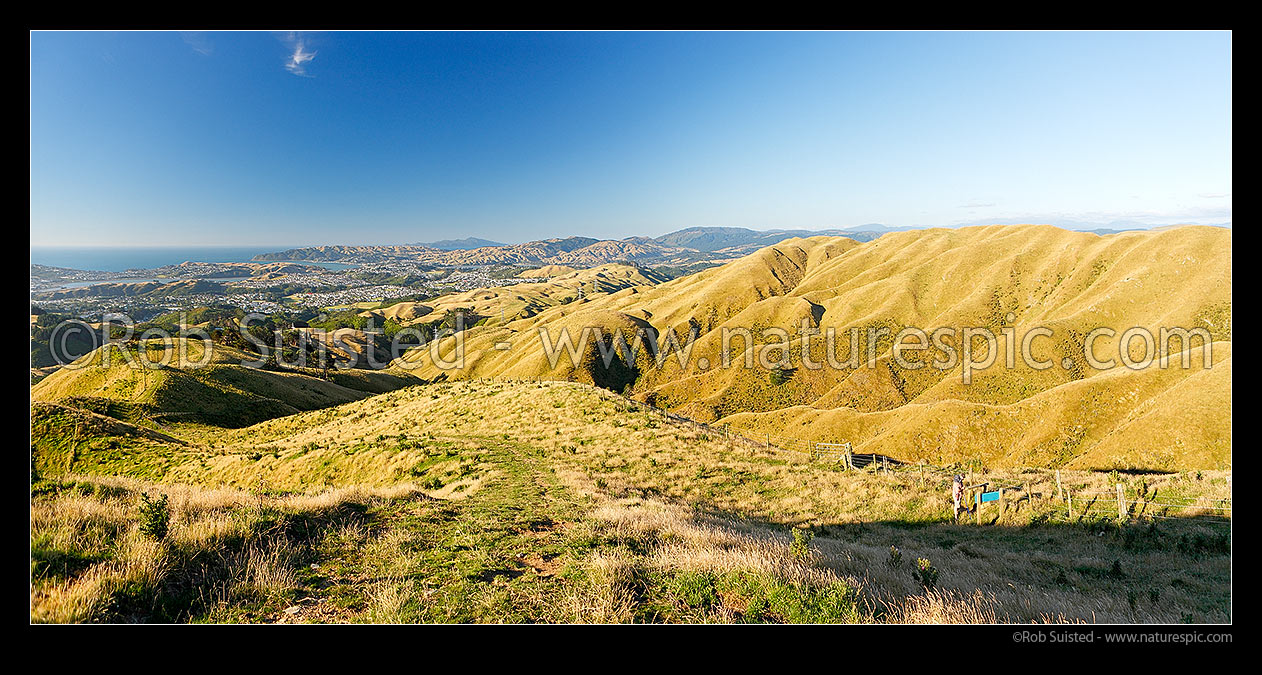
[31,340,420,427]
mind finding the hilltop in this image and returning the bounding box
[36,279,228,300]
[31,340,419,428]
[360,263,667,328]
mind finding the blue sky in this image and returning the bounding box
[30,31,1231,247]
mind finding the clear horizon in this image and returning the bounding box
[30,31,1232,247]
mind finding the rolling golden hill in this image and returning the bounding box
[391,225,1231,470]
[363,263,668,327]
[519,264,578,278]
[31,339,420,427]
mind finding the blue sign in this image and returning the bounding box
[980,490,1001,503]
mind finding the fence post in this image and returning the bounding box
[975,491,981,525]
[1067,493,1074,520]
[1117,483,1126,521]
[1056,470,1063,502]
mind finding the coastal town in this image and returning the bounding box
[29,256,544,320]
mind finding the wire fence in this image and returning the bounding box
[1055,473,1232,526]
[482,375,1231,526]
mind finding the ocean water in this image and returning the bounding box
[30,246,282,272]
[29,246,354,272]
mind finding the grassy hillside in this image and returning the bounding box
[31,311,98,369]
[364,263,667,329]
[519,264,577,278]
[31,401,189,480]
[31,340,419,428]
[392,225,1230,470]
[31,379,1231,623]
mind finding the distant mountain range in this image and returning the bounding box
[653,225,917,251]
[252,223,1229,268]
[254,227,896,266]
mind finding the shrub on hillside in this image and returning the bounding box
[138,492,170,541]
[790,528,814,561]
[913,557,939,589]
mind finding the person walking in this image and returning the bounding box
[953,474,965,523]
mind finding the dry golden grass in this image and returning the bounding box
[32,525,169,624]
[553,462,1226,624]
[365,575,417,623]
[566,549,639,623]
[365,263,665,329]
[882,590,1004,624]
[30,476,422,623]
[519,264,578,278]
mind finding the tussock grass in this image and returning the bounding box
[30,476,420,623]
[882,590,1004,624]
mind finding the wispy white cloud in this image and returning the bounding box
[279,32,317,77]
[180,32,214,56]
[957,202,996,209]
[1198,193,1230,199]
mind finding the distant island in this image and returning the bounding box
[414,237,506,250]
